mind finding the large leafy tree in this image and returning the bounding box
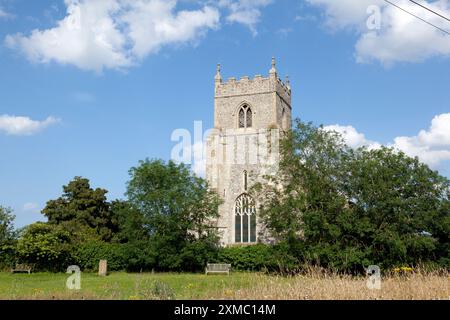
[255,120,349,242]
[341,147,450,268]
[110,200,149,243]
[42,177,118,242]
[0,206,17,268]
[433,197,450,266]
[126,159,222,271]
[0,206,16,245]
[256,119,450,271]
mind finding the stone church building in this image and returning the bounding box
[206,58,292,246]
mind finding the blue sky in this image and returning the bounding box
[0,0,449,228]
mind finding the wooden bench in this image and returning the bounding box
[205,263,231,275]
[11,264,34,274]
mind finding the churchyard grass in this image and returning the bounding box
[0,270,448,300]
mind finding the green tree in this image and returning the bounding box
[255,120,350,247]
[42,177,117,242]
[110,200,149,243]
[433,197,450,267]
[126,159,222,271]
[0,206,17,268]
[256,119,450,272]
[0,206,16,245]
[342,147,450,268]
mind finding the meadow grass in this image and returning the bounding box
[0,270,448,300]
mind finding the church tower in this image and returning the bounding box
[206,58,292,246]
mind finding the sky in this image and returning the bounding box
[0,0,449,228]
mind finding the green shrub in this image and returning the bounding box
[121,241,156,272]
[76,242,127,271]
[16,223,73,272]
[217,243,298,273]
[179,239,219,272]
[75,241,157,272]
[0,244,17,271]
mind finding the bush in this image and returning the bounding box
[16,223,73,272]
[75,241,157,272]
[0,244,17,270]
[217,243,298,273]
[121,241,156,272]
[179,238,220,272]
[75,242,127,271]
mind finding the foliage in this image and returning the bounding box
[75,242,126,271]
[10,123,448,274]
[217,243,298,273]
[126,159,222,271]
[16,223,73,271]
[0,206,17,269]
[339,147,449,269]
[0,206,16,244]
[120,241,156,272]
[110,200,149,243]
[42,177,118,242]
[75,241,155,272]
[255,119,450,272]
[14,161,223,273]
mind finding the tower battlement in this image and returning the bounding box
[214,58,291,106]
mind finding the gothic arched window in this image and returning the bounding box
[238,105,252,128]
[235,193,257,243]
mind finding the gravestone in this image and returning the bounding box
[98,260,107,276]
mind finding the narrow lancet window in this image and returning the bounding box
[246,108,252,128]
[239,108,245,128]
[243,171,248,191]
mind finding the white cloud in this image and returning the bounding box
[218,0,272,35]
[306,0,382,30]
[392,113,450,167]
[324,124,381,150]
[324,113,450,168]
[0,115,60,136]
[306,0,450,65]
[5,0,220,72]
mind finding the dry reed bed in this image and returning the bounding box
[214,271,450,300]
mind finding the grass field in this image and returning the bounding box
[0,271,448,300]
